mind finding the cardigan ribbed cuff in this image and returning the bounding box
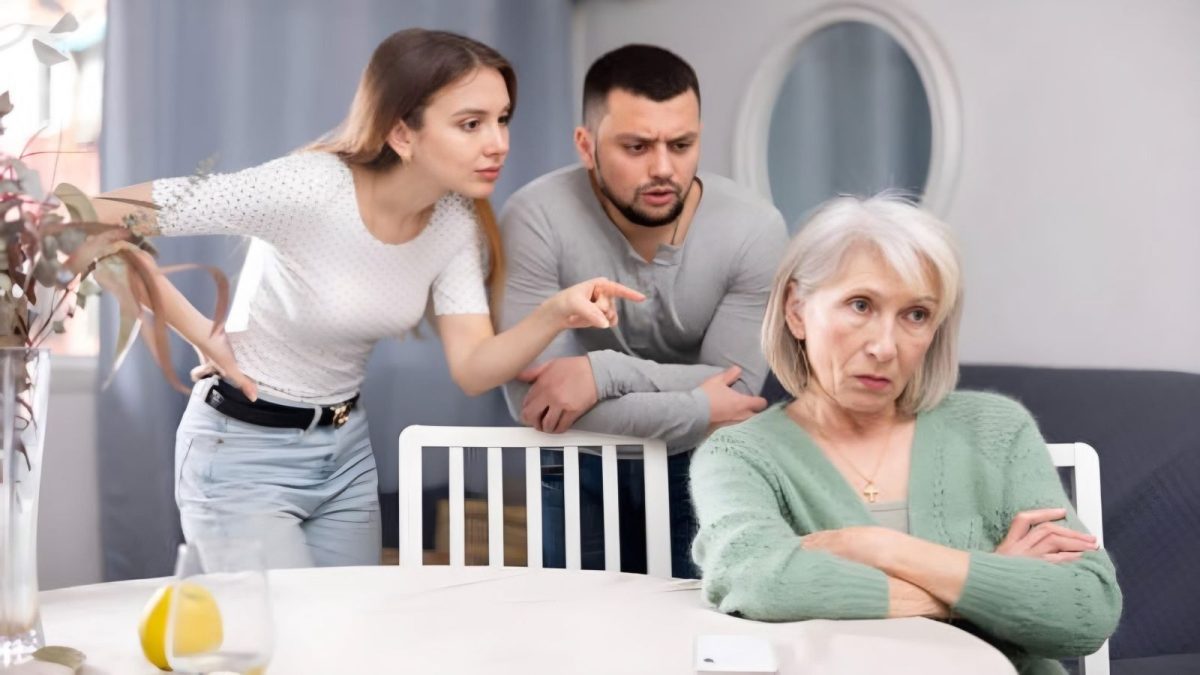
[954,551,1035,620]
[813,556,891,618]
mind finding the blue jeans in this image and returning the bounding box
[540,450,699,578]
[175,378,381,569]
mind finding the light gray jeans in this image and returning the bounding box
[174,377,381,569]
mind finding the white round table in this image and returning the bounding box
[39,566,1016,674]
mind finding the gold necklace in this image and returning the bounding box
[826,436,891,504]
[800,410,897,504]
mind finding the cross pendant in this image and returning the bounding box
[863,482,880,504]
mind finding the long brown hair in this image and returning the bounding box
[308,28,515,302]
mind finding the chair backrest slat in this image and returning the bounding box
[524,446,543,569]
[399,426,671,578]
[1047,442,1108,675]
[563,445,581,571]
[398,433,423,568]
[642,445,672,578]
[1047,443,1104,544]
[601,444,621,572]
[487,446,504,567]
[448,445,465,567]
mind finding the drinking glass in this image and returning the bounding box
[166,538,273,674]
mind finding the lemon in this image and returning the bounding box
[138,582,224,671]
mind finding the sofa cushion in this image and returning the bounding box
[762,365,1200,660]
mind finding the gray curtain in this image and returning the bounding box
[98,0,575,580]
[767,21,932,230]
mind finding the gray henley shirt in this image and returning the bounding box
[499,165,788,451]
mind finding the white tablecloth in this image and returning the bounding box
[39,566,1016,674]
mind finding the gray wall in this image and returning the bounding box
[38,359,102,590]
[576,0,1200,374]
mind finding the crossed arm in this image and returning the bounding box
[498,200,778,449]
[692,425,1121,658]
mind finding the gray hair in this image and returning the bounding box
[762,194,964,414]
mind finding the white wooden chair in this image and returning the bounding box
[1047,442,1109,675]
[398,426,673,577]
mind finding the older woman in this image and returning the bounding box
[690,195,1121,674]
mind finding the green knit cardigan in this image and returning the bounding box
[690,392,1122,675]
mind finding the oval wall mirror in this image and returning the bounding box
[734,4,961,230]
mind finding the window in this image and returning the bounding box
[0,0,107,356]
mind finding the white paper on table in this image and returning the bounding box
[694,634,779,674]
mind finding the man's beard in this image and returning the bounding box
[594,151,689,227]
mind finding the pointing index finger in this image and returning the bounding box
[592,279,645,303]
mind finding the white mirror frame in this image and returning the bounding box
[733,2,962,217]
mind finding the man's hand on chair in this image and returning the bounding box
[518,356,599,434]
[701,366,768,435]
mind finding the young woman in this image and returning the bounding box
[93,29,642,568]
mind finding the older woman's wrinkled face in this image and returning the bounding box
[786,244,940,416]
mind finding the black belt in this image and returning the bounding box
[204,379,359,430]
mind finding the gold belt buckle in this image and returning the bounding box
[331,402,351,428]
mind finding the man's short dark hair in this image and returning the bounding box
[582,44,700,129]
